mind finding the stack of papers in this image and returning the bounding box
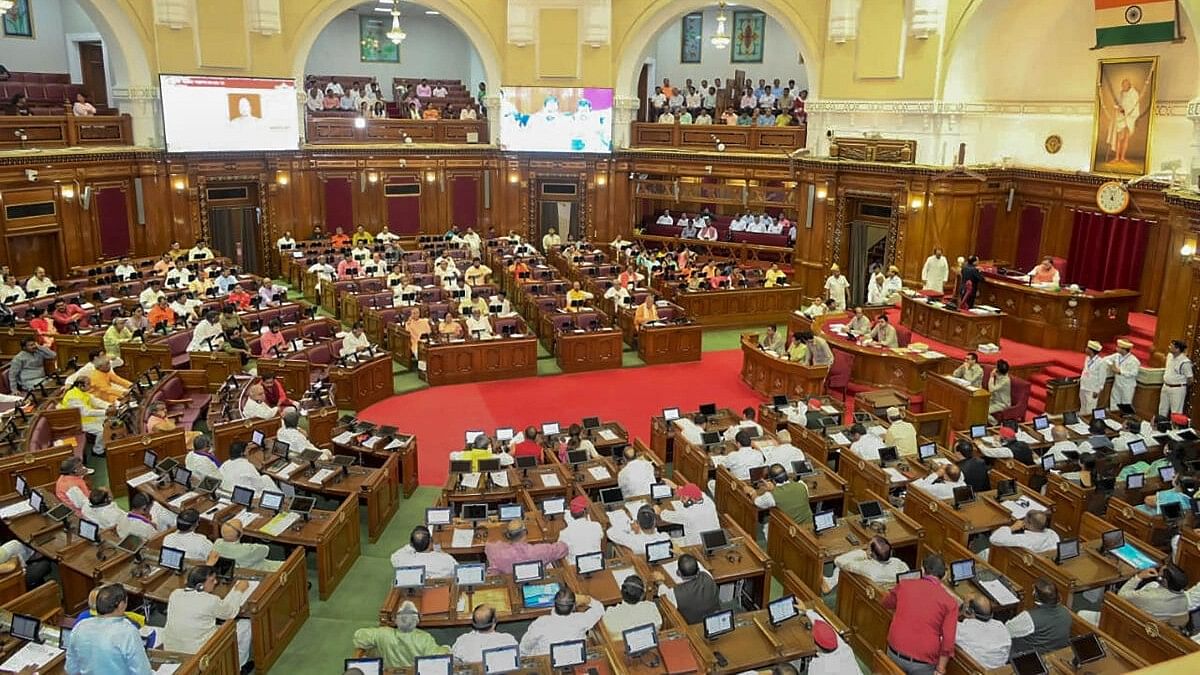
[258,512,300,536]
[0,501,35,519]
[829,433,851,446]
[980,579,1019,605]
[539,473,561,488]
[460,473,482,489]
[310,468,336,484]
[883,467,908,483]
[362,436,383,448]
[490,471,510,488]
[332,431,356,445]
[597,429,619,442]
[129,472,159,488]
[1,642,64,671]
[275,462,303,479]
[1103,419,1122,432]
[451,529,475,548]
[1067,422,1090,435]
[612,567,637,587]
[167,491,200,508]
[588,466,612,480]
[385,437,410,450]
[230,509,260,527]
[820,405,839,415]
[1016,431,1039,444]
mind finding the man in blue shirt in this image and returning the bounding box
[215,268,240,294]
[66,583,152,674]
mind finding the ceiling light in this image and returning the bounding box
[387,2,407,44]
[711,3,731,50]
[373,7,391,11]
[425,10,440,15]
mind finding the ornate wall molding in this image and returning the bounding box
[809,98,1191,118]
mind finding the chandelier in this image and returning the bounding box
[387,2,407,45]
[710,2,730,50]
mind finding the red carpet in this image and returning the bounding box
[359,350,762,486]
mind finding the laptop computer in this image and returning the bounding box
[1055,539,1081,565]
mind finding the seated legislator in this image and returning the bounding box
[883,407,918,457]
[162,508,214,561]
[451,605,518,664]
[633,294,660,328]
[830,536,910,590]
[103,317,133,363]
[866,314,899,347]
[185,435,222,481]
[519,589,604,656]
[65,584,153,674]
[117,492,163,541]
[82,488,126,530]
[607,506,670,556]
[910,464,966,500]
[341,322,372,357]
[146,400,201,447]
[758,325,785,353]
[214,519,282,572]
[484,519,568,575]
[219,441,280,497]
[60,376,110,455]
[1027,257,1061,287]
[451,434,514,471]
[558,495,603,559]
[565,282,593,312]
[352,225,375,247]
[956,596,1011,670]
[764,263,788,287]
[602,574,663,640]
[241,383,278,419]
[164,564,253,669]
[987,510,1060,554]
[55,457,92,515]
[617,446,656,498]
[25,266,56,297]
[330,227,351,248]
[404,309,432,358]
[1006,579,1071,655]
[353,601,450,669]
[656,553,720,624]
[391,525,457,578]
[952,352,985,387]
[659,483,720,547]
[67,354,131,403]
[987,360,1012,423]
[276,408,331,461]
[51,298,91,332]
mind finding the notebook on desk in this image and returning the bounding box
[419,585,451,615]
[659,638,699,674]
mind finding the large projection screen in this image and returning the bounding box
[160,74,299,153]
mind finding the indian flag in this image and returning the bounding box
[1095,0,1178,47]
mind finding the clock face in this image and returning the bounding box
[1096,181,1130,215]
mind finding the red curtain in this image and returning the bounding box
[1015,206,1044,270]
[95,187,131,258]
[1065,210,1151,291]
[975,203,997,260]
[450,176,479,228]
[322,178,353,230]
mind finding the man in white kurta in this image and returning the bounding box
[1107,339,1140,409]
[921,248,950,293]
[1110,78,1141,164]
[1160,339,1194,415]
[1079,340,1108,413]
[824,266,850,310]
[164,568,252,667]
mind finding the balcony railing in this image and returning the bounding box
[631,122,806,154]
[0,114,134,150]
[305,116,489,145]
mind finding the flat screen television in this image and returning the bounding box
[160,75,300,152]
[499,87,613,153]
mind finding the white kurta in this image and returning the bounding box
[1109,352,1140,407]
[1079,353,1108,412]
[921,255,949,292]
[824,275,850,310]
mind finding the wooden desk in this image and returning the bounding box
[330,353,395,410]
[418,335,539,386]
[988,543,1123,610]
[332,428,420,499]
[683,607,816,673]
[431,518,549,557]
[899,294,1003,350]
[555,327,625,373]
[441,470,521,506]
[637,514,772,610]
[978,274,1138,351]
[739,334,830,398]
[1096,591,1198,665]
[379,569,570,628]
[923,373,991,432]
[766,501,923,594]
[808,312,947,393]
[660,284,806,328]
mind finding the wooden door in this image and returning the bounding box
[78,42,108,107]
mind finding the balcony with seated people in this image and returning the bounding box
[0,72,133,149]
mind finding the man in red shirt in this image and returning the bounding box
[513,426,543,464]
[881,554,957,675]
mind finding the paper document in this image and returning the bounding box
[490,471,510,488]
[460,473,482,489]
[588,466,612,481]
[830,433,851,446]
[310,468,336,484]
[154,664,182,675]
[276,462,303,479]
[607,510,631,530]
[1067,423,1090,435]
[867,425,886,437]
[820,405,839,415]
[451,529,475,549]
[539,473,561,488]
[333,431,356,445]
[612,567,638,588]
[363,436,383,448]
[0,501,34,519]
[231,509,260,527]
[1015,431,1038,444]
[168,491,199,509]
[1,642,64,672]
[1103,419,1122,432]
[980,579,1019,606]
[128,471,159,488]
[597,429,619,442]
[259,512,300,536]
[385,437,410,450]
[883,467,908,483]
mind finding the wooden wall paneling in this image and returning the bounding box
[591,160,610,243]
[0,185,66,277]
[1158,199,1200,370]
[88,180,135,259]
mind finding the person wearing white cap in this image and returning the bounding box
[823,265,849,311]
[1079,340,1107,413]
[882,266,904,304]
[1159,339,1194,416]
[883,407,918,457]
[1107,339,1140,409]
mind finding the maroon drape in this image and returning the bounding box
[95,187,131,257]
[1015,206,1044,270]
[975,203,997,260]
[387,179,420,234]
[322,178,353,230]
[450,177,479,228]
[1064,209,1151,291]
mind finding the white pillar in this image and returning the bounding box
[110,84,162,147]
[484,94,501,146]
[612,96,640,149]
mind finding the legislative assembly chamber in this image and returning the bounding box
[4,0,1200,673]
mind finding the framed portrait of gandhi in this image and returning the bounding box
[1091,56,1158,176]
